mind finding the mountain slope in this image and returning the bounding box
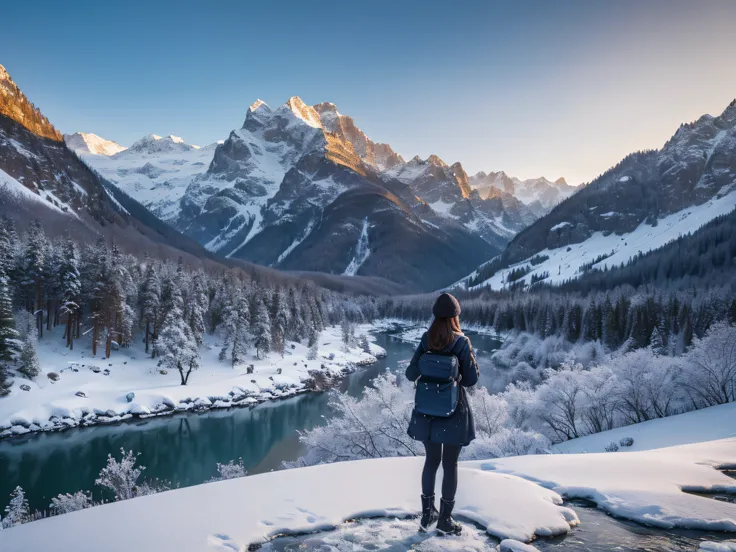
[65,132,218,221]
[0,64,224,262]
[461,100,736,290]
[161,97,499,290]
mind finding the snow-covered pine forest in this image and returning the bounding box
[0,216,381,418]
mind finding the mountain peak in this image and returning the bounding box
[554,177,568,186]
[284,96,322,128]
[64,132,127,156]
[249,99,269,112]
[0,63,62,141]
[426,154,447,167]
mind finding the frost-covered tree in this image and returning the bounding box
[289,373,421,466]
[252,297,271,359]
[17,316,40,380]
[649,326,665,355]
[19,220,46,336]
[682,322,736,406]
[187,270,208,348]
[2,486,29,528]
[49,491,92,515]
[533,361,585,441]
[307,340,319,361]
[269,289,289,357]
[95,449,145,501]
[0,269,18,361]
[156,262,199,385]
[140,262,160,354]
[59,237,81,350]
[210,458,247,481]
[219,289,250,367]
[359,334,371,354]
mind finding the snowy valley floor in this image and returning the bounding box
[0,324,384,439]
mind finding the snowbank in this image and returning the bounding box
[0,325,384,439]
[475,438,736,531]
[0,457,578,551]
[553,401,736,454]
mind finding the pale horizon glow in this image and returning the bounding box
[3,0,736,184]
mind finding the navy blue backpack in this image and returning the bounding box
[414,337,462,418]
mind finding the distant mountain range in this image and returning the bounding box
[460,99,736,290]
[8,60,733,295]
[65,97,576,289]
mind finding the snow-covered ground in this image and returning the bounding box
[0,325,384,439]
[0,456,579,551]
[465,187,736,290]
[478,438,736,533]
[2,436,733,550]
[553,401,736,454]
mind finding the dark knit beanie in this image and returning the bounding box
[432,293,461,318]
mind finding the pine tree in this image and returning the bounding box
[18,326,40,379]
[307,340,319,360]
[649,326,665,355]
[59,237,81,350]
[2,486,29,528]
[140,262,161,354]
[231,292,250,366]
[270,289,289,357]
[156,262,199,385]
[359,334,371,354]
[0,269,18,361]
[20,220,46,337]
[187,270,208,348]
[252,297,271,359]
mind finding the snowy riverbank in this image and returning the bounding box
[0,324,385,440]
[1,435,733,551]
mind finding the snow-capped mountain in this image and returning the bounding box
[0,64,212,260]
[171,96,497,290]
[63,132,126,156]
[383,154,537,248]
[469,172,577,215]
[71,97,540,289]
[66,133,219,221]
[460,99,736,290]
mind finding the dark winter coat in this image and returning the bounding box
[405,332,479,446]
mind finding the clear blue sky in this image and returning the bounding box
[3,0,736,184]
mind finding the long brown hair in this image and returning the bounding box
[428,316,461,351]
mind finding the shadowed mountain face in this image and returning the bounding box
[461,99,736,290]
[504,100,736,264]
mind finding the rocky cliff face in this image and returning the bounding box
[167,97,498,290]
[0,64,62,142]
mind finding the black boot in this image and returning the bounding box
[436,498,462,535]
[419,494,439,532]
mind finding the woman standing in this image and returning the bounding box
[405,292,479,535]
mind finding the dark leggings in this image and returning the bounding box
[421,441,462,501]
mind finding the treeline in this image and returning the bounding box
[380,286,736,355]
[0,217,379,390]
